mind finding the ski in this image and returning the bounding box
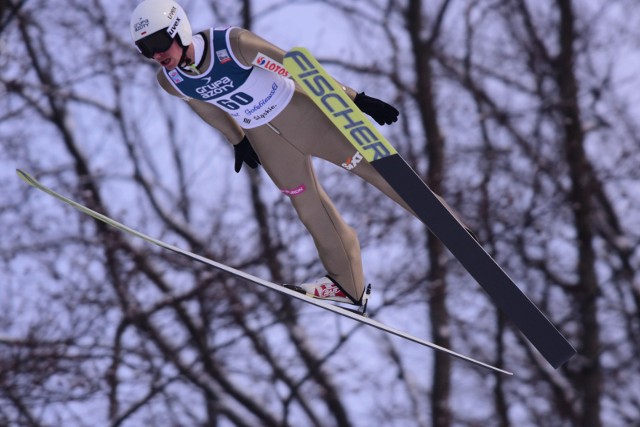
[283,47,576,369]
[16,169,512,375]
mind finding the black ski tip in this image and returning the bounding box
[550,346,578,369]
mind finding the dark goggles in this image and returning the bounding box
[135,29,174,58]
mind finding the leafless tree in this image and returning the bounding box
[0,0,373,425]
[2,0,640,426]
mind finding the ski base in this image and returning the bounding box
[17,169,512,376]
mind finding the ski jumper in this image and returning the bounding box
[156,27,415,301]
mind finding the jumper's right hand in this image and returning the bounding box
[234,136,261,173]
[354,92,399,125]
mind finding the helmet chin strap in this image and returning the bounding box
[178,43,200,74]
[179,44,191,67]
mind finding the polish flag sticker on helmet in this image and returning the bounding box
[134,18,149,36]
[252,53,290,77]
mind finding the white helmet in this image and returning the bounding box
[130,0,192,58]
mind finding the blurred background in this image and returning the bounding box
[1,0,639,426]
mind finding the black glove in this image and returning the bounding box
[234,136,261,173]
[353,92,399,125]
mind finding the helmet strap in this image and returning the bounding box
[172,34,191,69]
[179,44,191,68]
[179,45,200,74]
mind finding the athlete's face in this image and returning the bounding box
[152,40,182,70]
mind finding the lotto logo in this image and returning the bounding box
[252,53,290,77]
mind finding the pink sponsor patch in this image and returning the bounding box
[281,184,306,196]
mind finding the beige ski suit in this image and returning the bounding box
[156,27,414,302]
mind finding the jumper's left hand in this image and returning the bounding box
[354,92,399,125]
